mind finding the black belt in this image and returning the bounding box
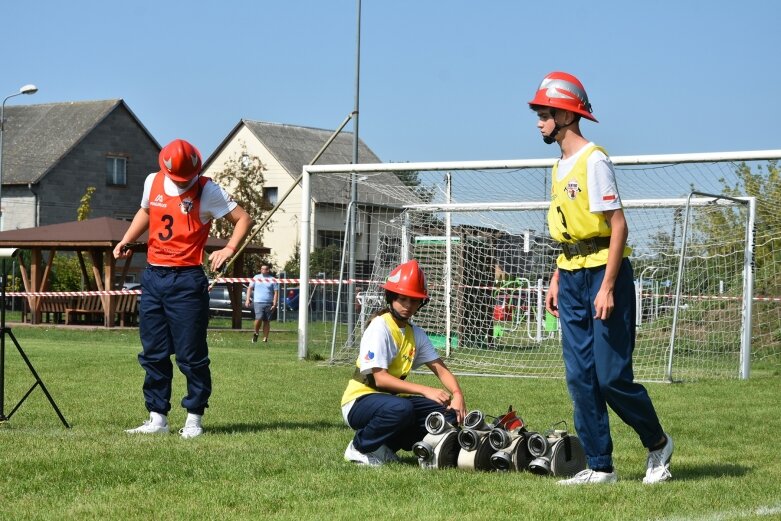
[560,237,611,259]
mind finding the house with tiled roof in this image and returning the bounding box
[203,120,418,271]
[0,99,159,231]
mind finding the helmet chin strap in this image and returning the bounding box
[388,306,409,324]
[542,110,577,145]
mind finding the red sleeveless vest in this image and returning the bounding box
[147,173,211,266]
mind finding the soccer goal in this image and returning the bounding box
[296,150,781,382]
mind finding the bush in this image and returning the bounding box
[50,254,91,291]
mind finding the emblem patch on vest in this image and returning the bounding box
[565,180,582,200]
[179,197,194,214]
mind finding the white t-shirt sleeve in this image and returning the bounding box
[411,325,441,368]
[587,150,623,212]
[140,173,156,208]
[356,317,395,374]
[199,180,238,222]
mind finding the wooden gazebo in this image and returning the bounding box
[0,217,269,328]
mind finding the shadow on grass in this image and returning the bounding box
[666,463,749,481]
[209,420,345,434]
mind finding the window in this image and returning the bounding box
[263,187,278,208]
[318,230,345,249]
[241,153,252,168]
[106,156,127,186]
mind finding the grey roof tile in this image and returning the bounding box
[1,100,121,184]
[242,120,420,206]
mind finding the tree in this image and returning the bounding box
[309,244,342,278]
[210,142,269,274]
[283,245,300,277]
[395,169,435,204]
[48,186,99,291]
[719,161,780,268]
[50,255,83,291]
[77,186,96,221]
[281,243,341,279]
[698,161,781,292]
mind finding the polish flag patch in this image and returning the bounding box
[602,194,617,201]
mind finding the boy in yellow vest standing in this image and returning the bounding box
[530,72,673,484]
[340,260,467,466]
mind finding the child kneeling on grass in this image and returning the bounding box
[340,260,467,466]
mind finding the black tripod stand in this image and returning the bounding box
[0,253,69,428]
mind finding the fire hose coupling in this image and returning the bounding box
[488,425,524,452]
[488,405,526,450]
[527,431,550,458]
[456,409,497,471]
[488,405,530,471]
[457,409,491,451]
[413,411,460,470]
[526,422,587,477]
[490,434,530,472]
[413,409,586,476]
[424,411,456,436]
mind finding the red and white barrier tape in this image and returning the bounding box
[640,292,781,303]
[5,285,781,303]
[7,290,141,297]
[218,277,371,284]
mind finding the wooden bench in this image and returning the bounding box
[34,296,74,323]
[115,293,139,327]
[65,295,104,325]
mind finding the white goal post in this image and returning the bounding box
[296,149,781,382]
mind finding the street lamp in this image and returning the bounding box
[0,84,38,231]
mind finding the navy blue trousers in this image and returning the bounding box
[558,258,664,470]
[347,393,457,453]
[138,266,211,415]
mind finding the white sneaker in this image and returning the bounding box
[644,433,673,484]
[558,468,618,485]
[126,413,169,434]
[344,441,386,466]
[179,413,204,439]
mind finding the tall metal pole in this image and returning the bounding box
[0,85,38,232]
[210,111,354,287]
[0,97,11,232]
[347,0,361,347]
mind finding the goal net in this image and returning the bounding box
[296,151,781,382]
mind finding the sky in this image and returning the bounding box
[3,0,780,164]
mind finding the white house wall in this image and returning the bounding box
[203,126,303,268]
[2,191,36,231]
[203,125,398,272]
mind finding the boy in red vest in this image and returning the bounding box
[114,138,252,438]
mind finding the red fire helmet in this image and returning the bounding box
[159,139,203,182]
[381,259,428,299]
[528,71,598,122]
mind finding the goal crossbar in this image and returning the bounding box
[302,149,781,175]
[403,197,752,213]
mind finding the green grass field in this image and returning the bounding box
[1,324,780,520]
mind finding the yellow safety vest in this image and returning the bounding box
[340,313,417,406]
[547,145,631,270]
